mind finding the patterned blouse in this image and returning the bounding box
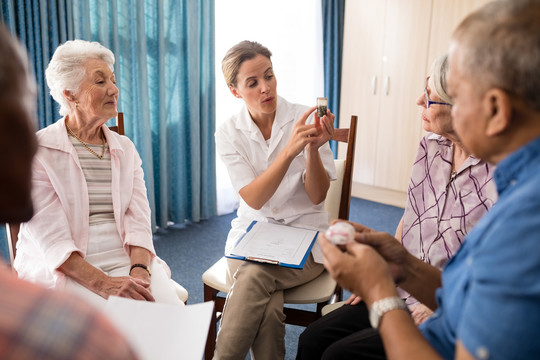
[399,133,498,306]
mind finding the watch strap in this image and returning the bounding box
[130,263,151,276]
[369,296,408,328]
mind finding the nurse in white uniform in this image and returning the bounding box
[214,40,336,360]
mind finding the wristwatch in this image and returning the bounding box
[130,263,151,276]
[369,296,408,328]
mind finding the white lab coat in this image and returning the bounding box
[215,96,336,263]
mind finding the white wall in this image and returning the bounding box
[215,0,325,215]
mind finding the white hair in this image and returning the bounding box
[431,54,452,105]
[45,40,115,116]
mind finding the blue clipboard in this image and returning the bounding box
[225,221,319,269]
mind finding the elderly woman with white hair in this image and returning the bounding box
[14,40,184,309]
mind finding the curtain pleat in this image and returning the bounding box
[322,0,345,156]
[0,0,216,234]
[1,1,66,129]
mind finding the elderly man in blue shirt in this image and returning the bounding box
[319,0,540,359]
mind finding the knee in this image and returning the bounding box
[235,263,275,287]
[321,343,358,360]
[297,324,323,357]
[320,347,341,360]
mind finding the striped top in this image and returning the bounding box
[69,136,115,225]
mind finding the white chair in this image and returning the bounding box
[321,300,345,316]
[202,115,358,359]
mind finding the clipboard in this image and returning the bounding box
[226,221,319,269]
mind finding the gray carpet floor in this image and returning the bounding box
[153,197,404,360]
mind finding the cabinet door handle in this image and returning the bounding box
[371,75,377,95]
[384,76,390,96]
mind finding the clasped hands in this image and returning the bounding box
[320,221,412,307]
[98,270,155,302]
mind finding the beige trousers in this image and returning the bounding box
[214,255,324,360]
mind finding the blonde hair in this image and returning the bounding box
[45,40,115,116]
[222,40,272,87]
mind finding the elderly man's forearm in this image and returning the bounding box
[399,254,442,310]
[379,310,443,360]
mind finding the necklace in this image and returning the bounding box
[65,122,106,159]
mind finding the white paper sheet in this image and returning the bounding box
[228,221,318,267]
[104,297,213,360]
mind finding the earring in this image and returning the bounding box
[75,103,79,109]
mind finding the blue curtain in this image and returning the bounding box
[322,0,345,156]
[0,0,72,128]
[0,0,73,262]
[1,0,216,232]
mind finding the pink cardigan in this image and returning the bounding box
[14,118,155,288]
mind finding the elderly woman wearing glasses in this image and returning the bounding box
[296,54,498,360]
[13,40,185,309]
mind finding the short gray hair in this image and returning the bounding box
[452,0,540,111]
[45,40,115,116]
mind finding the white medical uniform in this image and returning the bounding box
[215,96,336,263]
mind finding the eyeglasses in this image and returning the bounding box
[424,77,452,108]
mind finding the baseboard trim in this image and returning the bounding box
[352,183,407,208]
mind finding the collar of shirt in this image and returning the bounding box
[37,117,125,156]
[427,132,482,174]
[235,96,296,132]
[235,96,299,157]
[494,135,540,195]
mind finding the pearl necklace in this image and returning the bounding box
[65,122,106,159]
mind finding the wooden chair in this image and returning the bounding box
[5,223,19,267]
[5,112,188,302]
[107,111,125,135]
[202,115,358,359]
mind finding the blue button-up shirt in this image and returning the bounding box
[421,136,540,360]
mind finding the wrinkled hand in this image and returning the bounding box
[327,220,374,250]
[344,293,363,305]
[320,233,396,305]
[409,303,433,326]
[330,219,373,230]
[98,275,155,302]
[355,231,411,284]
[130,266,151,284]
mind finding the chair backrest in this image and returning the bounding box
[324,160,345,221]
[5,113,125,267]
[6,223,19,266]
[323,115,357,221]
[108,112,125,135]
